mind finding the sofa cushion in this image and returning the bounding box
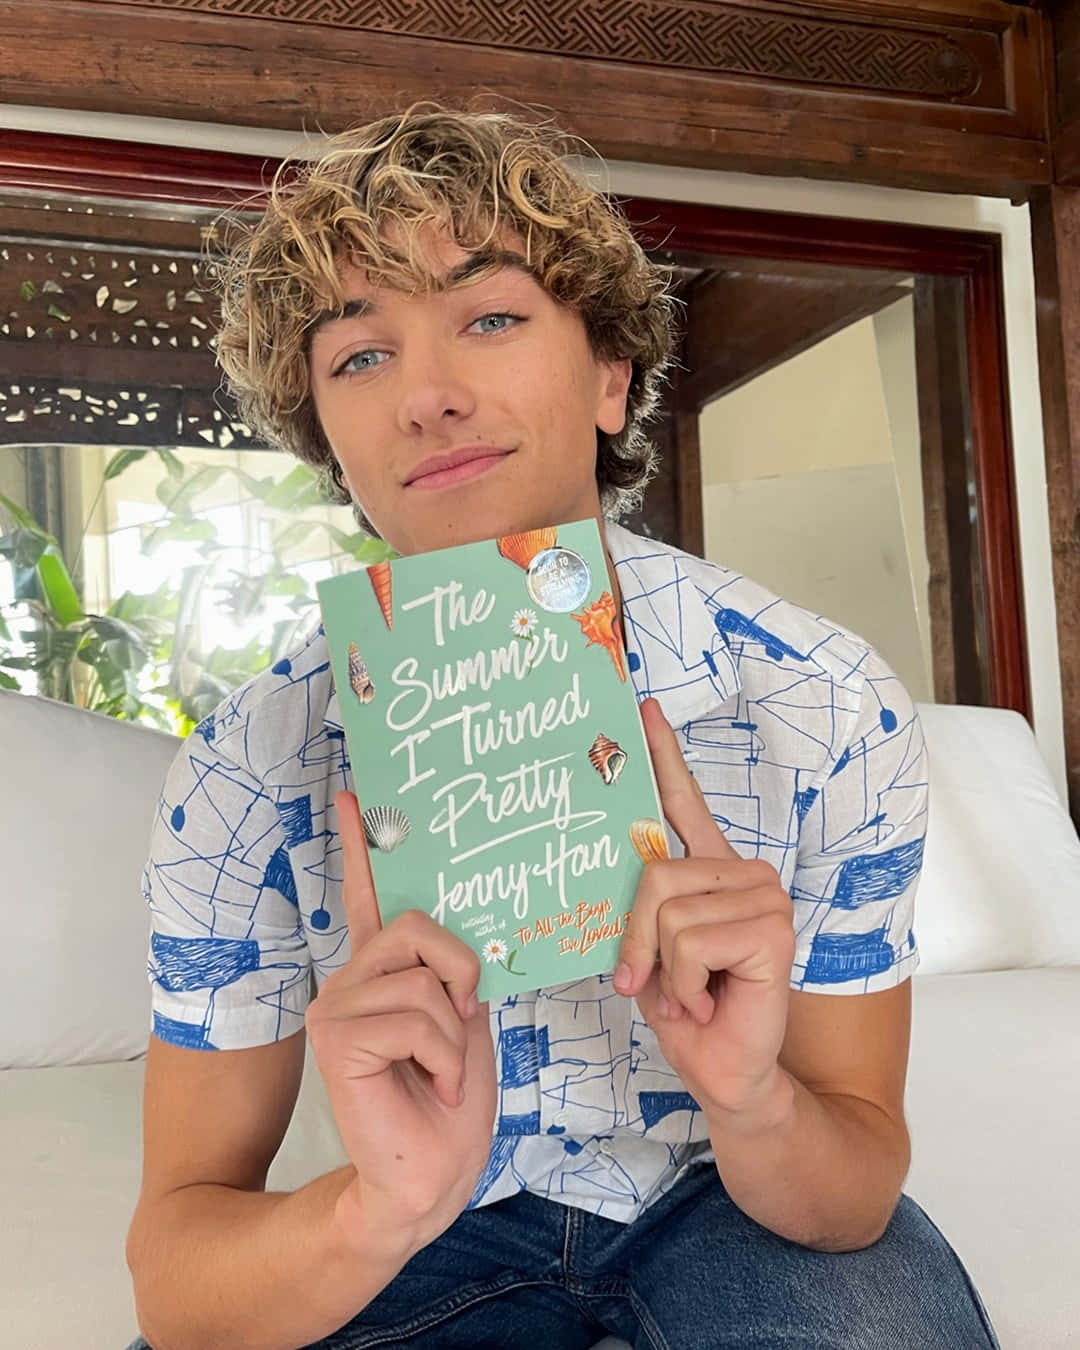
[913,702,1080,974]
[0,692,180,1068]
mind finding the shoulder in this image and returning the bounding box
[186,623,336,783]
[607,522,914,766]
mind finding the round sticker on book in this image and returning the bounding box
[525,547,592,612]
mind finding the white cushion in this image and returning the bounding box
[913,702,1080,975]
[4,969,1078,1347]
[0,692,180,1068]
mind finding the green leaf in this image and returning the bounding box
[0,491,51,538]
[47,303,71,322]
[35,547,84,626]
[0,610,10,642]
[19,279,35,301]
[273,520,320,554]
[262,463,320,510]
[0,670,20,691]
[104,450,149,481]
[156,450,185,479]
[142,517,218,554]
[155,464,228,516]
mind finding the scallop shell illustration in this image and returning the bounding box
[496,527,558,571]
[347,643,375,704]
[570,591,627,681]
[367,560,393,630]
[629,817,668,864]
[361,805,411,854]
[588,733,628,785]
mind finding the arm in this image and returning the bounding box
[125,1034,421,1350]
[616,692,924,1251]
[701,981,911,1251]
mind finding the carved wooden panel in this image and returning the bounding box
[0,200,257,449]
[137,0,991,102]
[0,0,1050,197]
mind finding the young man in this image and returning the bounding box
[124,104,999,1349]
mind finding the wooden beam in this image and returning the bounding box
[1029,187,1080,824]
[0,0,1052,199]
[680,268,912,408]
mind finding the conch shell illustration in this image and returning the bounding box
[347,643,375,704]
[367,560,393,629]
[588,733,627,785]
[629,817,669,864]
[361,805,411,853]
[570,591,627,681]
[496,527,558,571]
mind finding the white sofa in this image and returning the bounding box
[2,689,1079,1350]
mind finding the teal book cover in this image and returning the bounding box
[316,517,667,1001]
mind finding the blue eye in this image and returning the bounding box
[335,349,386,376]
[472,311,524,334]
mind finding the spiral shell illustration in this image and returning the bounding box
[367,560,393,630]
[496,527,558,571]
[588,733,627,785]
[347,643,375,704]
[570,591,627,681]
[629,817,668,864]
[361,805,411,853]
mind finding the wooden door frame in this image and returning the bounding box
[0,132,1031,723]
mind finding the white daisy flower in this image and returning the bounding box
[482,938,509,964]
[511,608,537,638]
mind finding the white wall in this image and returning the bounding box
[0,103,1066,803]
[699,306,933,703]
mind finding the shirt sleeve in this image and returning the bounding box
[141,719,312,1051]
[788,647,928,994]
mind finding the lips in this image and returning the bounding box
[405,445,511,485]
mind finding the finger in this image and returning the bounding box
[640,697,738,861]
[336,790,383,946]
[615,858,773,997]
[335,1009,471,1108]
[665,915,793,1024]
[346,908,482,1023]
[316,965,468,1063]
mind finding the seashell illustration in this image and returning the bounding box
[570,591,627,681]
[588,733,628,785]
[496,527,558,571]
[347,642,375,703]
[629,817,669,865]
[367,560,393,630]
[361,805,411,853]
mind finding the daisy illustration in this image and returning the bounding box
[481,937,526,976]
[510,608,537,639]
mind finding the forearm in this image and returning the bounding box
[129,1164,416,1350]
[705,1069,910,1252]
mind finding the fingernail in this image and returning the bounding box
[614,962,633,993]
[657,993,671,1018]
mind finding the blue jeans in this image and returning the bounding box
[125,1163,1000,1349]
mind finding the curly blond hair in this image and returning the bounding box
[214,101,681,533]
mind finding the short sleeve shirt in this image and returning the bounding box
[142,521,928,1222]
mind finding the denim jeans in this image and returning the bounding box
[125,1163,1000,1349]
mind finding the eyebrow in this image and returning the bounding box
[308,249,538,339]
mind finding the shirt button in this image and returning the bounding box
[600,1139,614,1156]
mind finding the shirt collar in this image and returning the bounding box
[324,522,740,733]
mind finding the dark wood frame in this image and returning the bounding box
[0,132,1031,721]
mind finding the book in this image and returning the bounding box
[316,517,667,1001]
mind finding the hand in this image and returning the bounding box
[614,698,796,1123]
[305,790,497,1252]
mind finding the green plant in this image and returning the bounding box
[0,449,394,735]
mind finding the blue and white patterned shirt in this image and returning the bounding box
[142,520,927,1222]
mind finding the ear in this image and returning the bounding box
[596,357,634,437]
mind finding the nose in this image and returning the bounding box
[394,338,478,435]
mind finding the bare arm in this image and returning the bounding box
[125,1033,423,1350]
